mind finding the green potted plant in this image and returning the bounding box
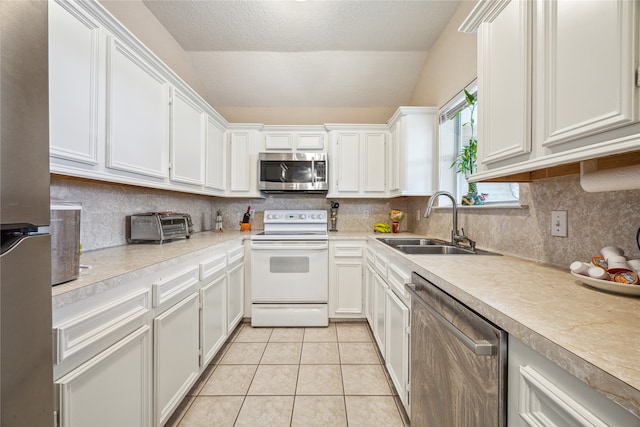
[450,89,484,205]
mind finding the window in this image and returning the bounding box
[438,82,519,206]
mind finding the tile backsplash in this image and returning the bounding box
[408,175,640,269]
[51,174,639,269]
[50,176,408,251]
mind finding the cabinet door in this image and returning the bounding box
[364,262,376,327]
[362,133,387,194]
[477,0,532,166]
[205,116,226,192]
[330,244,364,318]
[385,289,410,411]
[200,274,227,366]
[170,89,205,186]
[297,133,325,150]
[228,132,253,194]
[335,133,360,193]
[388,124,400,194]
[227,262,244,333]
[373,274,387,356]
[265,133,293,150]
[49,0,101,166]
[106,38,169,179]
[57,326,151,427]
[539,0,638,148]
[154,293,200,426]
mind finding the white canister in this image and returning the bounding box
[600,246,624,260]
[569,261,590,276]
[607,255,631,273]
[588,266,610,280]
[627,258,640,273]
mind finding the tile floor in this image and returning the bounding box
[166,322,409,426]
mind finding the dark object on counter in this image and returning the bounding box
[329,201,339,232]
[636,227,639,251]
[242,206,251,223]
[51,203,82,285]
[128,212,192,243]
[214,210,223,232]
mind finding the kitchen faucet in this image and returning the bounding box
[424,191,476,251]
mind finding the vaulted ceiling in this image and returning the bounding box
[141,0,461,109]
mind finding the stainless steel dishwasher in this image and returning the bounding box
[407,272,507,426]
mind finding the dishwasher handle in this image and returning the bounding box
[408,283,495,356]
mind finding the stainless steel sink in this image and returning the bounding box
[377,237,500,255]
[376,238,448,247]
[397,245,475,255]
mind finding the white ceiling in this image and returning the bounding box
[142,0,461,108]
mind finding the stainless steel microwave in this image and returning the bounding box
[258,152,328,193]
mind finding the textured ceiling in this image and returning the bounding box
[142,0,461,108]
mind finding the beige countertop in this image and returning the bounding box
[52,231,640,416]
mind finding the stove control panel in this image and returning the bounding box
[264,210,327,224]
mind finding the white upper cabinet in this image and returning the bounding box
[262,126,327,151]
[332,132,361,195]
[297,133,325,150]
[49,0,102,167]
[106,37,170,179]
[205,116,227,193]
[362,132,387,194]
[328,126,390,198]
[170,88,205,186]
[477,0,533,166]
[461,0,640,180]
[537,0,638,148]
[387,107,438,196]
[227,126,262,197]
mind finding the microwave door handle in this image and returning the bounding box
[280,162,288,182]
[311,160,316,185]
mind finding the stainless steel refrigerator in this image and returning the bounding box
[1,1,54,425]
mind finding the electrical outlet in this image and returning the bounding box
[416,209,421,221]
[551,210,568,237]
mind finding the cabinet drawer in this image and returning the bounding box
[387,263,410,301]
[366,249,375,266]
[199,252,227,282]
[374,253,389,278]
[152,267,199,308]
[227,245,244,265]
[334,244,364,258]
[54,289,150,365]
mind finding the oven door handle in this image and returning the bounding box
[251,241,328,251]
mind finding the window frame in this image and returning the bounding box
[438,81,519,207]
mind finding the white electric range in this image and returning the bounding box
[250,210,329,327]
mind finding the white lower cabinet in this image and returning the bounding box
[364,256,376,326]
[372,273,388,355]
[385,288,410,411]
[56,325,152,427]
[200,274,227,366]
[367,242,412,416]
[227,261,245,334]
[154,293,200,426]
[508,336,639,427]
[329,241,365,318]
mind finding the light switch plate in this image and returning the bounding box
[551,210,568,237]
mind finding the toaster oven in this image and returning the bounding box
[128,212,193,244]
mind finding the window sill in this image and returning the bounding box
[432,203,528,211]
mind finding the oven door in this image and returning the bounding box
[251,240,328,303]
